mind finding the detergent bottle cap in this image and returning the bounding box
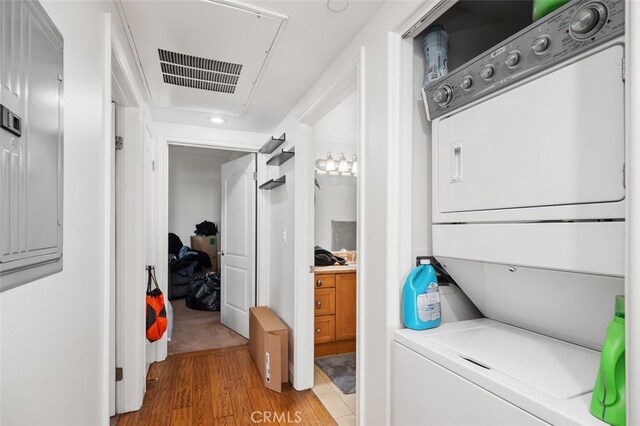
[615,295,625,319]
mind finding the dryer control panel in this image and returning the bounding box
[423,0,625,120]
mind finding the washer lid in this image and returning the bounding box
[428,321,600,399]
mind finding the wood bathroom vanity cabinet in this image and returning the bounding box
[313,267,356,357]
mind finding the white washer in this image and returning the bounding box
[393,320,604,425]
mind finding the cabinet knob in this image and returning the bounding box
[316,301,322,309]
[316,328,321,333]
[316,280,322,287]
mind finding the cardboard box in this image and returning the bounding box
[249,306,289,393]
[190,235,218,272]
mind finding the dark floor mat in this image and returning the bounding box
[315,352,356,394]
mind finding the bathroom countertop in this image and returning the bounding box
[314,264,357,274]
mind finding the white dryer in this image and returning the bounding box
[394,0,626,424]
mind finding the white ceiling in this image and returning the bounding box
[119,0,385,133]
[121,0,287,118]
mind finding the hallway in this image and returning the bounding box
[116,346,336,425]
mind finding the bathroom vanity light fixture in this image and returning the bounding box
[325,152,336,171]
[338,153,349,173]
[316,151,357,176]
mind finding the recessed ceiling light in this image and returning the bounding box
[210,117,225,124]
[327,0,349,13]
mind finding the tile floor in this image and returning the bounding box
[312,364,357,426]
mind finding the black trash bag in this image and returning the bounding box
[168,233,183,255]
[186,274,221,311]
[209,272,221,286]
[314,246,347,267]
[170,248,212,277]
[194,221,218,236]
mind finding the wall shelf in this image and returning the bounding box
[259,133,286,154]
[259,176,286,190]
[266,147,295,166]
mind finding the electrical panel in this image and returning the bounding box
[0,0,64,291]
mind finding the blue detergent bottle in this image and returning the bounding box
[402,264,441,330]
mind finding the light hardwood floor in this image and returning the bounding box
[116,345,337,426]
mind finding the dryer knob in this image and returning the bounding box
[460,76,473,90]
[571,7,599,34]
[505,51,520,68]
[531,35,551,54]
[480,65,494,81]
[570,3,607,39]
[433,85,453,106]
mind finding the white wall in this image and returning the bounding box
[314,91,358,249]
[168,146,243,245]
[0,1,113,424]
[262,136,297,365]
[410,36,481,326]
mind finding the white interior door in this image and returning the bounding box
[221,153,256,338]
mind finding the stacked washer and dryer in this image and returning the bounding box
[394,0,626,424]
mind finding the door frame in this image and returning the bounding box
[111,22,149,415]
[293,48,365,416]
[625,2,640,422]
[156,135,268,360]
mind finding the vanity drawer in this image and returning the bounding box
[314,315,335,344]
[314,274,336,288]
[314,288,336,316]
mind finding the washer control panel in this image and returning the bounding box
[423,0,624,120]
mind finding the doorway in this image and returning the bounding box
[311,90,359,422]
[166,145,257,355]
[293,52,364,424]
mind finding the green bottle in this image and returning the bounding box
[532,0,569,20]
[590,295,626,426]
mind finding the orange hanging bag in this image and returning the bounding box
[146,266,167,342]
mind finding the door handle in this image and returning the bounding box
[218,250,225,256]
[316,301,322,309]
[316,328,321,333]
[451,142,462,183]
[316,279,322,287]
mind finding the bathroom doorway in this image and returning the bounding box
[292,53,365,424]
[311,90,359,422]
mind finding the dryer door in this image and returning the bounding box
[435,45,625,215]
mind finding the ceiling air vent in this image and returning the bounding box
[158,48,242,94]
